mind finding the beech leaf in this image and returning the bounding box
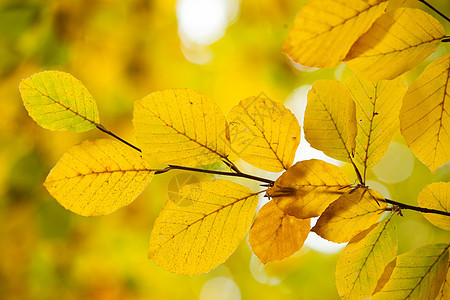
[44,139,154,216]
[282,0,388,68]
[227,96,301,172]
[249,201,310,264]
[19,70,100,132]
[418,182,450,231]
[345,8,445,81]
[400,54,450,173]
[148,180,258,275]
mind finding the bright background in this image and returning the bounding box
[0,0,449,299]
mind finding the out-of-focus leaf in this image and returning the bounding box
[227,96,300,172]
[133,89,231,167]
[373,243,449,300]
[19,71,100,132]
[304,80,357,163]
[44,139,154,216]
[282,0,388,68]
[336,219,397,300]
[345,8,445,81]
[249,201,310,264]
[346,75,407,175]
[418,182,450,230]
[400,54,450,173]
[148,180,258,275]
[312,188,386,243]
[267,159,351,219]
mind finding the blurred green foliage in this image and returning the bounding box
[0,0,449,299]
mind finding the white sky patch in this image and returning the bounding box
[304,217,347,254]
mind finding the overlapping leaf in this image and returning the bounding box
[312,188,386,243]
[373,243,449,300]
[345,8,445,81]
[19,70,100,132]
[437,263,450,300]
[400,54,450,173]
[148,180,258,275]
[133,89,231,167]
[249,201,310,264]
[336,219,397,300]
[418,182,450,230]
[227,96,301,172]
[304,80,357,163]
[346,75,407,175]
[267,159,351,219]
[282,0,388,68]
[44,139,154,216]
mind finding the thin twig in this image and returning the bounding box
[97,124,142,152]
[381,198,450,217]
[418,0,450,23]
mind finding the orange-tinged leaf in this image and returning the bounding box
[44,139,154,216]
[282,0,388,68]
[345,8,445,81]
[304,80,357,163]
[19,71,100,132]
[148,180,258,275]
[133,89,230,167]
[227,96,301,172]
[418,182,450,231]
[267,159,351,219]
[346,75,407,174]
[373,258,397,295]
[312,188,386,243]
[373,243,449,300]
[400,54,450,173]
[336,219,397,300]
[437,262,450,300]
[249,201,310,264]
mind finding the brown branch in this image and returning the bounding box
[381,198,450,217]
[418,0,450,24]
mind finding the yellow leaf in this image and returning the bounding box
[227,96,301,172]
[19,71,100,132]
[304,80,357,163]
[133,89,230,167]
[248,201,310,264]
[437,262,450,300]
[373,243,449,300]
[148,180,258,275]
[346,75,408,176]
[267,159,351,219]
[312,188,386,243]
[400,54,450,173]
[336,219,397,300]
[44,139,154,216]
[418,182,450,231]
[282,0,388,68]
[373,258,397,295]
[345,8,445,81]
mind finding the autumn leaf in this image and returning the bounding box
[373,243,449,300]
[227,96,301,172]
[267,159,351,219]
[373,258,397,295]
[133,89,231,167]
[19,70,100,132]
[335,219,397,300]
[400,54,450,173]
[312,188,386,243]
[345,8,445,81]
[346,75,407,178]
[304,80,357,163]
[249,201,310,264]
[418,182,450,231]
[282,0,388,68]
[437,262,450,300]
[148,179,258,275]
[44,139,154,216]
